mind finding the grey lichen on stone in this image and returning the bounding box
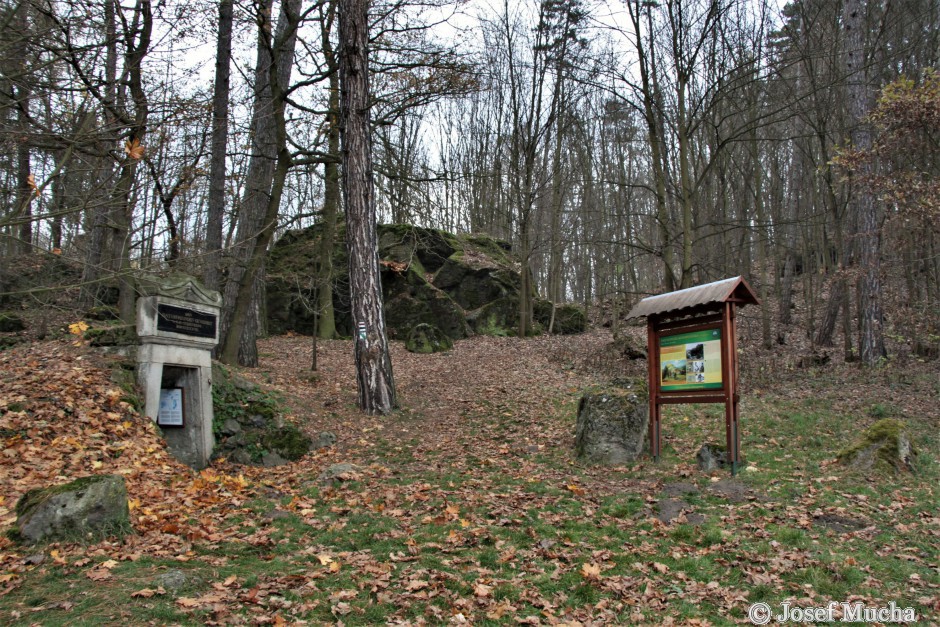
[837,418,916,473]
[11,475,130,544]
[574,382,649,465]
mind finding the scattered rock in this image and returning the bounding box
[155,569,189,592]
[314,431,337,449]
[318,463,362,485]
[220,419,242,436]
[661,482,699,497]
[837,418,916,473]
[813,513,866,534]
[264,509,292,521]
[230,450,253,465]
[707,479,755,503]
[0,313,25,332]
[11,475,130,544]
[696,443,729,472]
[86,325,137,347]
[607,333,647,360]
[574,382,648,465]
[262,452,289,467]
[405,323,454,353]
[656,499,705,526]
[24,553,45,565]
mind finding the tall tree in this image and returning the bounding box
[203,0,234,292]
[842,0,885,364]
[339,0,396,414]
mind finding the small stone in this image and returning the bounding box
[661,482,699,497]
[231,449,253,465]
[262,452,289,467]
[318,463,362,485]
[696,443,729,472]
[250,414,267,428]
[155,569,188,592]
[24,554,45,565]
[405,323,453,354]
[264,509,291,521]
[314,431,337,449]
[220,419,242,436]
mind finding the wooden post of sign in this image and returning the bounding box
[647,317,661,461]
[721,302,740,474]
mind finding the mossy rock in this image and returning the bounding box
[467,297,519,337]
[837,418,916,473]
[0,313,25,333]
[533,300,586,335]
[87,324,137,347]
[10,475,130,544]
[405,323,454,353]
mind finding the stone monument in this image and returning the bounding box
[136,275,222,469]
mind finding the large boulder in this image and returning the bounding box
[266,223,565,340]
[574,383,649,465]
[533,300,586,335]
[837,418,916,473]
[11,475,130,544]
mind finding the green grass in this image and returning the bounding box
[2,366,938,626]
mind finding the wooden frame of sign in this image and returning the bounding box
[626,277,759,475]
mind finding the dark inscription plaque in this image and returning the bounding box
[156,304,217,339]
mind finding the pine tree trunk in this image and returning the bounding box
[339,0,396,414]
[842,0,885,364]
[203,0,233,292]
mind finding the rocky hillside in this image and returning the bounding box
[266,223,585,339]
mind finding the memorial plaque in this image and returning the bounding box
[156,304,217,339]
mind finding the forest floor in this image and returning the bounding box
[0,326,938,625]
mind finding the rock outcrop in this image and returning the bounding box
[266,223,586,339]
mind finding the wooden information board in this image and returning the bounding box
[627,277,759,475]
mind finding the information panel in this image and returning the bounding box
[156,304,217,339]
[659,327,722,392]
[158,388,185,427]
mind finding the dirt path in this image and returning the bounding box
[246,331,626,470]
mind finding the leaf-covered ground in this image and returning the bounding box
[0,330,937,625]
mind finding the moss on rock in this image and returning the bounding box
[405,323,454,353]
[837,418,916,473]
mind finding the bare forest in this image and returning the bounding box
[1,0,939,366]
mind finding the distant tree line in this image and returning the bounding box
[0,0,937,367]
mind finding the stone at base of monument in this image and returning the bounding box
[696,443,729,472]
[575,384,649,464]
[837,418,916,473]
[10,475,130,544]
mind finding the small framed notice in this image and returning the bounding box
[158,388,185,427]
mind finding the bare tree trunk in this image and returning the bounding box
[317,1,339,340]
[203,0,233,292]
[218,0,299,365]
[842,0,885,365]
[340,0,396,414]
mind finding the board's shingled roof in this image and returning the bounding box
[626,276,759,320]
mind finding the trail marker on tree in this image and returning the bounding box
[627,277,759,475]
